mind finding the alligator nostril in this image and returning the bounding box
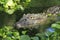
[24,19,27,21]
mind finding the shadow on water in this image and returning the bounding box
[0,11,16,28]
[0,11,6,28]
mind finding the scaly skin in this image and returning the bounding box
[15,6,60,32]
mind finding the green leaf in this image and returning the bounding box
[51,24,60,29]
[55,21,60,24]
[31,37,39,40]
[22,31,27,35]
[5,9,15,14]
[19,5,24,10]
[3,37,12,40]
[13,32,19,36]
[20,35,31,40]
[26,0,31,2]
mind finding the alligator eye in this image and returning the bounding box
[30,17,34,19]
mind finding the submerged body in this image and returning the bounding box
[47,6,60,14]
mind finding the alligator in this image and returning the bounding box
[15,6,60,32]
